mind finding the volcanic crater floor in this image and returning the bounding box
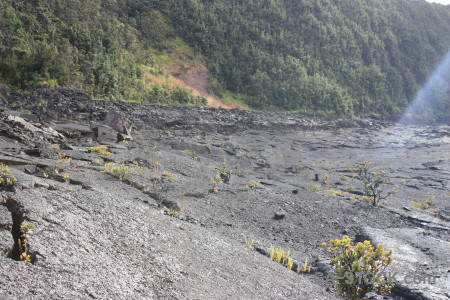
[0,87,449,299]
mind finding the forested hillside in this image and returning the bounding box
[1,0,449,116]
[170,0,450,115]
[0,0,208,106]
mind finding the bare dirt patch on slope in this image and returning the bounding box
[145,65,247,110]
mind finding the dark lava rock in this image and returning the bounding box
[0,86,449,300]
[104,110,133,138]
[274,212,286,220]
[93,125,120,143]
[51,123,94,138]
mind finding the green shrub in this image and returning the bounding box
[356,161,394,206]
[168,208,181,218]
[19,222,36,262]
[307,183,321,193]
[411,192,435,210]
[269,244,311,273]
[244,237,255,250]
[36,79,58,87]
[323,236,394,299]
[269,245,294,270]
[183,149,199,161]
[297,259,311,273]
[162,170,177,182]
[210,173,223,193]
[101,161,147,181]
[88,145,112,156]
[0,163,17,190]
[214,156,231,180]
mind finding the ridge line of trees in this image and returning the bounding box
[0,0,449,117]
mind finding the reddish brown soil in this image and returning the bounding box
[145,65,248,110]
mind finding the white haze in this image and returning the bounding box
[426,0,450,5]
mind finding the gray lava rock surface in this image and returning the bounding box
[0,87,449,299]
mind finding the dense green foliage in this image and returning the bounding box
[0,0,206,105]
[0,0,449,115]
[170,0,450,114]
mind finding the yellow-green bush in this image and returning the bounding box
[411,193,435,210]
[19,222,35,262]
[0,163,17,190]
[211,173,222,192]
[101,161,147,181]
[270,245,294,270]
[162,170,177,182]
[269,245,311,273]
[244,237,255,250]
[88,145,112,156]
[323,236,394,299]
[168,208,181,218]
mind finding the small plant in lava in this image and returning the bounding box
[0,163,17,190]
[356,161,394,206]
[87,145,112,156]
[411,192,435,210]
[19,222,36,262]
[323,236,395,299]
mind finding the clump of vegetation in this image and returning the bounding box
[167,208,181,218]
[161,130,173,139]
[356,161,394,206]
[19,222,35,262]
[164,198,185,218]
[268,245,312,273]
[101,161,147,181]
[132,130,143,136]
[245,180,260,190]
[244,240,311,274]
[88,145,112,156]
[44,168,71,184]
[214,156,232,183]
[428,209,442,219]
[211,173,223,193]
[270,245,295,270]
[183,149,199,161]
[297,259,311,274]
[41,154,73,184]
[323,236,395,299]
[323,188,347,196]
[162,170,177,182]
[0,163,17,190]
[1,0,449,117]
[411,192,435,210]
[210,156,232,192]
[56,153,72,165]
[339,173,348,182]
[244,237,255,250]
[307,183,321,193]
[54,153,72,175]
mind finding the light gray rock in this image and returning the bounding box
[360,227,450,300]
[93,125,118,143]
[104,110,133,138]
